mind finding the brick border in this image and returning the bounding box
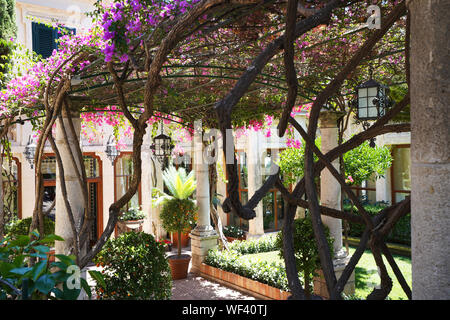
[199,263,290,300]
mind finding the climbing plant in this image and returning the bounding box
[0,0,412,301]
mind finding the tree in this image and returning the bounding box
[0,0,16,87]
[342,140,392,187]
[152,166,197,257]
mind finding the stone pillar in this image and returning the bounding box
[318,110,355,295]
[55,110,85,256]
[319,111,346,260]
[190,125,218,273]
[141,128,154,235]
[247,130,264,239]
[20,153,36,219]
[408,0,450,300]
[216,141,228,226]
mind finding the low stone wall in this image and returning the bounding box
[199,263,290,300]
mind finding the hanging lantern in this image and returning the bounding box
[105,135,120,165]
[150,124,174,167]
[356,79,390,120]
[24,135,36,169]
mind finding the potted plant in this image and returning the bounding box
[117,206,146,234]
[223,225,246,242]
[152,165,198,280]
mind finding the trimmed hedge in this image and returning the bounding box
[205,235,289,291]
[343,202,411,245]
[227,235,277,255]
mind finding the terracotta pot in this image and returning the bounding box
[171,232,190,248]
[168,254,191,280]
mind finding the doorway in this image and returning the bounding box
[40,154,103,247]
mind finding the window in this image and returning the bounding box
[32,22,75,59]
[114,153,141,212]
[227,151,249,231]
[391,145,411,204]
[348,174,377,204]
[261,150,284,231]
[2,157,21,219]
[39,154,103,244]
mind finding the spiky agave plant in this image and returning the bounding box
[152,165,197,256]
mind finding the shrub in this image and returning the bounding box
[223,225,245,239]
[275,217,334,299]
[227,235,277,255]
[204,235,288,291]
[343,201,411,245]
[5,217,55,245]
[93,231,172,300]
[205,248,289,291]
[0,232,91,300]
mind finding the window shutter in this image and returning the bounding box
[31,22,76,59]
[32,22,56,59]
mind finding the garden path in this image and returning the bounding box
[170,247,257,300]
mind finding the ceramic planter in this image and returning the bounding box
[117,219,144,234]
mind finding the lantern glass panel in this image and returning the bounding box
[358,87,367,98]
[358,107,367,119]
[368,86,378,98]
[368,106,378,118]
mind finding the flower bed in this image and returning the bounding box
[200,263,290,300]
[204,235,290,299]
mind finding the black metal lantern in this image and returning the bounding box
[150,125,174,167]
[356,79,390,120]
[105,135,120,165]
[24,135,36,169]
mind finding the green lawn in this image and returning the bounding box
[242,246,411,300]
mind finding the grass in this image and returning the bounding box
[242,246,411,300]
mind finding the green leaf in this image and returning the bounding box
[33,245,50,253]
[9,266,32,276]
[61,281,81,300]
[35,274,55,295]
[40,234,64,244]
[80,278,92,299]
[31,261,48,281]
[54,254,76,267]
[88,270,106,288]
[9,235,31,248]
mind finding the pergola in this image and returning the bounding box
[0,0,421,300]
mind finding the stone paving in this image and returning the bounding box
[169,247,257,300]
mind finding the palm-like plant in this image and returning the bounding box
[152,165,197,257]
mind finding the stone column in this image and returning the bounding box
[319,111,346,260]
[318,110,355,295]
[216,141,228,226]
[190,125,218,273]
[408,0,450,300]
[54,110,85,256]
[247,130,264,239]
[141,128,154,235]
